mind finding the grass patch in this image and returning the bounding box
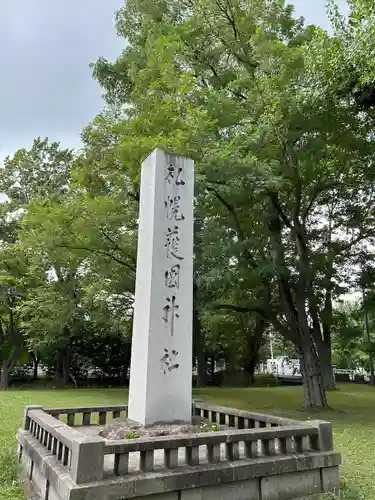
[1,384,373,498]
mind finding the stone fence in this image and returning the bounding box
[44,405,128,426]
[17,402,341,500]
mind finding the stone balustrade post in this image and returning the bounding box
[23,405,43,431]
[310,420,334,451]
[70,436,105,484]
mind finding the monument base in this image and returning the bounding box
[17,403,341,500]
[99,416,217,440]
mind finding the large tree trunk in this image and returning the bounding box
[0,309,22,390]
[299,342,328,409]
[54,347,71,387]
[243,357,256,385]
[298,315,328,408]
[0,363,10,389]
[319,284,335,389]
[242,316,265,386]
[31,352,39,381]
[62,351,71,386]
[297,311,328,408]
[317,336,335,389]
[268,195,330,408]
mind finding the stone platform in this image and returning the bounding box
[17,402,341,500]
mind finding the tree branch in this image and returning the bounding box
[267,191,293,230]
[302,181,338,221]
[99,227,135,263]
[53,241,136,273]
[206,185,258,268]
[212,0,238,39]
[212,303,297,344]
[184,40,247,101]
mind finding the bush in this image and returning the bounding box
[219,370,246,387]
[252,373,278,387]
[9,363,34,382]
[334,373,351,383]
[194,371,279,387]
[206,370,225,386]
[73,377,128,388]
[353,375,367,384]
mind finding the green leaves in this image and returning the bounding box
[2,0,375,399]
[331,302,368,370]
[0,137,74,209]
[94,0,375,375]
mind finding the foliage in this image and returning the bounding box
[125,431,139,439]
[0,245,31,387]
[331,302,368,370]
[2,0,375,410]
[86,0,375,407]
[0,139,76,387]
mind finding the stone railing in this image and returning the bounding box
[19,405,105,484]
[193,401,303,428]
[17,402,340,500]
[104,423,326,477]
[25,407,74,468]
[44,404,128,427]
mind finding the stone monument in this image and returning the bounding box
[128,149,194,426]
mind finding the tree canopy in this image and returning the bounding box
[1,0,375,408]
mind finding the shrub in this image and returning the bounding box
[252,373,278,387]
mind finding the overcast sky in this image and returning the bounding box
[0,0,348,162]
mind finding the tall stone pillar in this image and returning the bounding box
[128,149,194,426]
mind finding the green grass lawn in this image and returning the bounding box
[1,384,373,499]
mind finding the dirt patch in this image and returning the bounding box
[99,416,226,440]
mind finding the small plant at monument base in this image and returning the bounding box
[200,422,219,433]
[125,431,139,439]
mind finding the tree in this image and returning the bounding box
[1,137,74,208]
[326,0,375,111]
[331,302,368,371]
[0,245,30,388]
[88,0,375,408]
[16,236,87,387]
[0,139,75,387]
[12,133,138,383]
[197,193,271,384]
